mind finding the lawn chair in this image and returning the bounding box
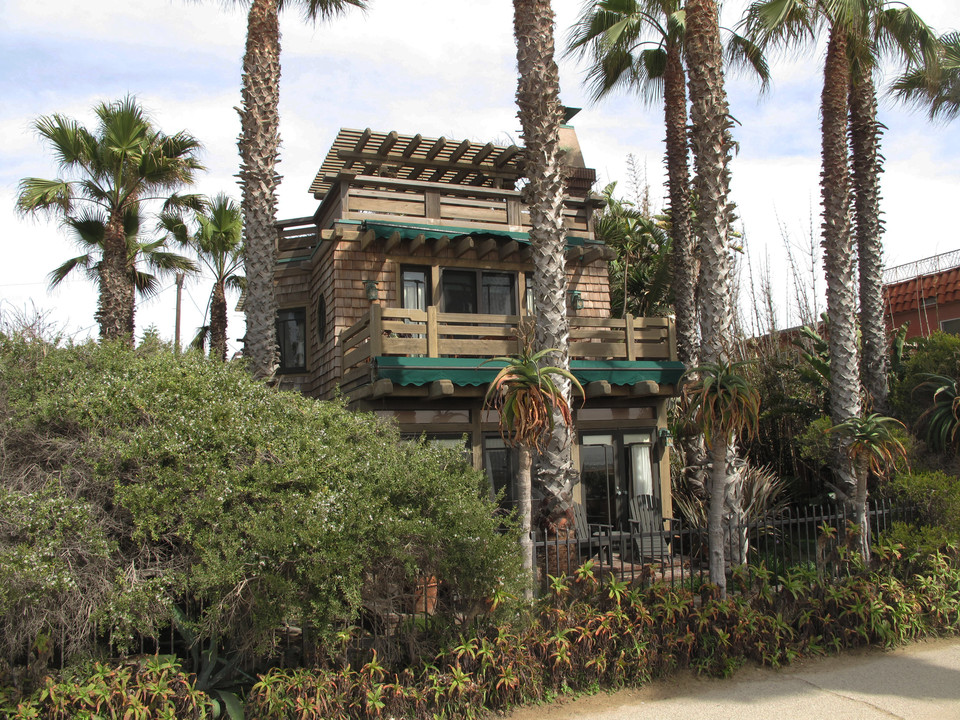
[629,494,671,562]
[572,503,616,564]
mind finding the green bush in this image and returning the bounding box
[890,331,960,430]
[888,469,960,540]
[0,333,522,666]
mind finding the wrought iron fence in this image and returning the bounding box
[534,499,914,594]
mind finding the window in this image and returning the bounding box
[941,318,960,335]
[276,308,306,372]
[580,431,660,527]
[441,269,517,315]
[483,435,543,512]
[401,266,431,311]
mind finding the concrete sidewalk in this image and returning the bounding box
[506,637,960,720]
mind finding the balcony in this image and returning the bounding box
[339,305,684,401]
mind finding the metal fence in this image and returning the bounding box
[534,499,914,594]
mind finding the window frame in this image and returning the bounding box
[275,307,307,373]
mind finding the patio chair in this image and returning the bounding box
[628,494,671,561]
[572,503,616,563]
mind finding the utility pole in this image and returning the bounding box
[174,272,185,354]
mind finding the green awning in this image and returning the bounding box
[359,220,602,249]
[373,356,686,389]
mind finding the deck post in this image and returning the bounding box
[369,303,383,358]
[625,314,637,361]
[427,306,439,358]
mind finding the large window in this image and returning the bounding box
[483,435,543,514]
[441,269,517,315]
[276,308,306,372]
[580,431,660,527]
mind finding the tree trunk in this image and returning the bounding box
[685,0,733,367]
[513,0,577,535]
[708,440,728,597]
[850,73,889,412]
[518,444,534,600]
[98,208,133,345]
[210,281,228,362]
[722,447,747,567]
[238,0,281,381]
[685,0,735,590]
[821,27,862,505]
[664,36,698,369]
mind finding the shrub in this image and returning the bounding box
[890,331,960,430]
[1,656,211,719]
[888,469,960,541]
[0,334,522,667]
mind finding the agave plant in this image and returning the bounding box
[684,360,761,596]
[915,374,960,452]
[483,345,583,597]
[829,413,908,562]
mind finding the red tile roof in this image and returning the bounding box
[885,267,960,315]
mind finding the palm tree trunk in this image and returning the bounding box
[210,281,228,362]
[685,0,733,367]
[239,0,281,380]
[518,444,534,600]
[821,27,862,506]
[513,0,576,535]
[664,35,707,497]
[685,0,736,588]
[98,209,132,345]
[708,440,728,597]
[850,73,889,412]
[664,36,697,369]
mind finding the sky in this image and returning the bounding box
[1,0,958,354]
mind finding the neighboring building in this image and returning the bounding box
[884,250,960,339]
[270,120,683,526]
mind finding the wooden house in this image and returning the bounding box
[270,120,684,527]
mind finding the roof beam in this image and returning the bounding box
[432,235,450,254]
[408,233,426,254]
[472,142,496,165]
[354,128,372,153]
[454,237,474,257]
[495,145,521,167]
[425,137,447,160]
[449,139,471,163]
[383,230,402,254]
[476,238,498,258]
[359,228,376,251]
[498,240,520,261]
[428,379,455,400]
[336,149,520,181]
[402,134,423,158]
[377,131,399,155]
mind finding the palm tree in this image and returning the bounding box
[741,0,865,502]
[236,0,365,380]
[49,205,197,321]
[513,0,578,535]
[484,346,583,598]
[893,31,960,121]
[567,0,768,368]
[829,413,907,561]
[684,361,760,596]
[848,5,937,412]
[742,0,935,493]
[16,97,203,343]
[569,0,696,367]
[162,195,245,361]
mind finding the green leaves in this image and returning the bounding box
[915,374,960,452]
[684,360,761,448]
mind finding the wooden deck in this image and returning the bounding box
[339,304,678,394]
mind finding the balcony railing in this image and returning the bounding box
[339,305,677,392]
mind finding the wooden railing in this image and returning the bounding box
[339,305,677,391]
[316,174,595,239]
